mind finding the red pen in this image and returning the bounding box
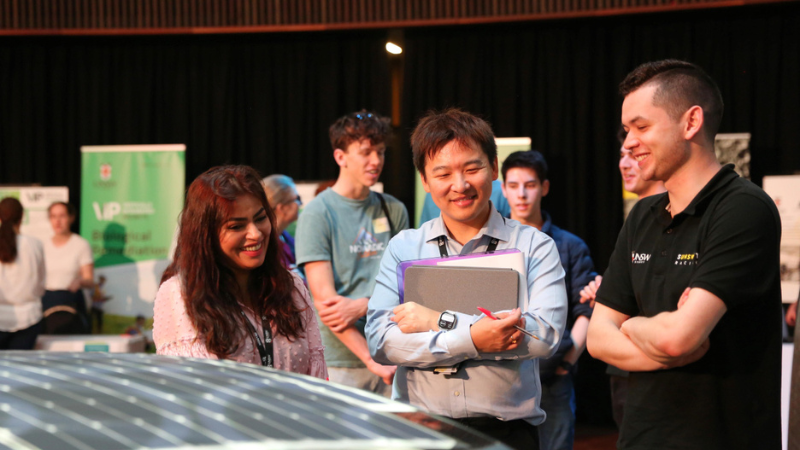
[477,307,540,340]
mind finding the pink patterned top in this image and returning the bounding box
[153,273,327,380]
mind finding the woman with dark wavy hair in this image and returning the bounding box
[0,197,46,350]
[153,165,327,379]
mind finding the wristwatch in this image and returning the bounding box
[438,311,457,330]
[559,360,575,372]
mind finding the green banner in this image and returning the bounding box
[80,144,185,318]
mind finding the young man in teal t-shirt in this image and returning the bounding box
[295,110,408,396]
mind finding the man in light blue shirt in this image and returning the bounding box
[366,109,567,450]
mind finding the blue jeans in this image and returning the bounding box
[538,373,576,450]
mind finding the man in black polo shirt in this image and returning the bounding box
[586,60,782,449]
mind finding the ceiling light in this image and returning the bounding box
[385,42,402,55]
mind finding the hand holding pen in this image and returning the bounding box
[469,307,526,353]
[477,307,540,340]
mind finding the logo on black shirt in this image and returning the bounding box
[631,252,651,264]
[675,253,700,266]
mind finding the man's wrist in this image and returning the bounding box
[356,297,370,316]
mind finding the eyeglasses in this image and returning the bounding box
[355,112,374,120]
[290,195,303,206]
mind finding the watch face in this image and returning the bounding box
[439,312,456,329]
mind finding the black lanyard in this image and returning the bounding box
[437,235,499,258]
[376,192,396,237]
[241,310,273,367]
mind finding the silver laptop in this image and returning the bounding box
[403,265,519,314]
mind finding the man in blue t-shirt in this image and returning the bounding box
[295,110,408,396]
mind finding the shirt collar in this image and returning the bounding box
[649,164,739,224]
[540,210,553,236]
[680,164,739,216]
[426,201,511,244]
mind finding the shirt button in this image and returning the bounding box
[666,229,673,234]
[454,391,460,396]
[661,251,667,256]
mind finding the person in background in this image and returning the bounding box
[42,202,94,334]
[262,174,303,276]
[296,110,409,396]
[0,197,45,350]
[91,274,112,333]
[579,128,666,428]
[124,315,147,335]
[500,150,596,450]
[153,165,327,379]
[124,314,152,351]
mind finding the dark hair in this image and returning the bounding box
[161,165,304,359]
[619,59,724,141]
[329,110,392,151]
[501,150,548,182]
[0,197,23,263]
[48,201,76,217]
[411,108,497,177]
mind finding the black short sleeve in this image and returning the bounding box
[690,192,781,310]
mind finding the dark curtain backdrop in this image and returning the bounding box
[0,30,391,206]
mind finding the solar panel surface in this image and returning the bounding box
[0,352,507,450]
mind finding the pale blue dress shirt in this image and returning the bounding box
[366,208,567,425]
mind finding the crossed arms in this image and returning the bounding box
[587,287,727,371]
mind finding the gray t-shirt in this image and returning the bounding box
[296,188,409,367]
